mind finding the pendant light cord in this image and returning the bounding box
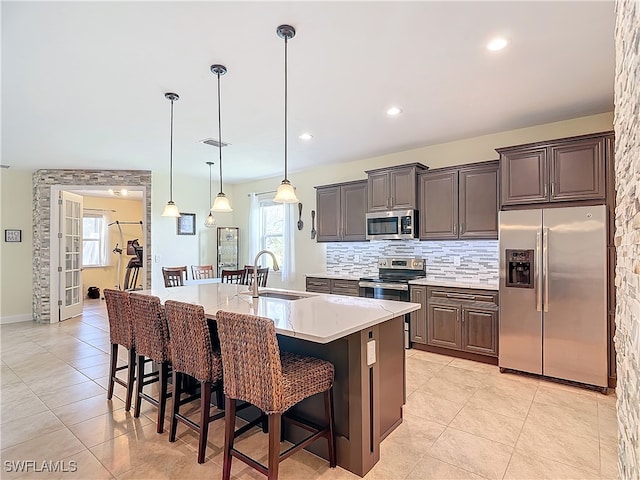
[169,98,175,202]
[209,162,213,206]
[284,34,289,182]
[217,72,224,194]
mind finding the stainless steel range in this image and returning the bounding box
[359,258,426,348]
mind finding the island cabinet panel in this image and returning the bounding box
[366,163,427,212]
[315,180,367,242]
[498,132,610,207]
[278,315,406,477]
[419,286,499,358]
[419,161,498,240]
[409,286,427,344]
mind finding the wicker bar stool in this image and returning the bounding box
[129,294,172,433]
[216,311,336,480]
[164,300,224,464]
[103,289,136,411]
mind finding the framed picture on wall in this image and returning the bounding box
[4,229,22,242]
[177,213,196,235]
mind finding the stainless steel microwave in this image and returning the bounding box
[365,210,417,240]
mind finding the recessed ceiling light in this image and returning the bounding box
[298,133,313,140]
[386,106,402,116]
[487,37,508,51]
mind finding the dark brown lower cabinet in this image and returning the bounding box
[306,276,360,297]
[410,285,499,358]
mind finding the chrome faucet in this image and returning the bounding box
[251,250,280,298]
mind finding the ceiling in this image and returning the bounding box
[2,1,615,183]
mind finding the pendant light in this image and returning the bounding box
[204,161,216,228]
[273,25,299,204]
[210,64,233,212]
[161,92,181,217]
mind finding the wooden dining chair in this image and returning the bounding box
[191,264,215,280]
[221,269,246,284]
[162,266,187,287]
[244,266,269,287]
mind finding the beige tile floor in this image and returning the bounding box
[0,300,619,480]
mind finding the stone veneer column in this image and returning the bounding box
[614,1,639,479]
[33,170,152,323]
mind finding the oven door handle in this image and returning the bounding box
[358,282,408,291]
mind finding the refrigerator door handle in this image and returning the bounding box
[536,228,542,312]
[543,226,549,313]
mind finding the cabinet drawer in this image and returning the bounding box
[306,277,331,293]
[428,288,498,306]
[330,279,360,297]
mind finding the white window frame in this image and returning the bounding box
[258,198,285,270]
[82,213,107,267]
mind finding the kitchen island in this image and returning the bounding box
[136,282,420,476]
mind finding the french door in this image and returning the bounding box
[59,191,83,320]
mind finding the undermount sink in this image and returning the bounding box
[258,292,308,301]
[240,289,312,301]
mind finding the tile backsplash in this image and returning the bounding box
[326,240,499,284]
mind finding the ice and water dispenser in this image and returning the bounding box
[505,249,534,288]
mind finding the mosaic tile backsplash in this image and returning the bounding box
[326,240,499,284]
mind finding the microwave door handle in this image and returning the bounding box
[543,226,549,313]
[536,228,542,312]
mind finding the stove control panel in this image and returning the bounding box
[377,258,425,270]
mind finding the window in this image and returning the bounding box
[82,214,106,267]
[259,199,285,268]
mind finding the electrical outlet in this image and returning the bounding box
[453,256,461,267]
[354,254,360,263]
[154,255,161,263]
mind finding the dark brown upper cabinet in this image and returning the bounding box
[315,180,367,242]
[498,132,610,208]
[365,163,428,212]
[419,161,499,240]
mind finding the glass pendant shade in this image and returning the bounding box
[274,180,298,203]
[162,92,181,217]
[273,25,298,204]
[162,201,181,217]
[204,212,216,228]
[211,193,232,212]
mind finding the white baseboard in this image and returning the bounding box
[0,314,33,325]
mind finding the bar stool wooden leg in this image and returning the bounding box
[125,347,136,411]
[169,371,182,442]
[134,354,145,417]
[198,381,212,464]
[222,396,237,480]
[158,362,169,434]
[107,343,118,400]
[325,387,337,467]
[267,413,282,480]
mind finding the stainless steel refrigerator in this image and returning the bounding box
[498,205,607,387]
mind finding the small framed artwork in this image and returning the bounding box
[5,229,22,243]
[177,213,196,235]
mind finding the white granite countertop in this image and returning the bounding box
[305,273,363,281]
[135,283,419,344]
[408,278,499,291]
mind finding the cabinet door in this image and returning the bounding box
[389,167,417,209]
[306,277,331,294]
[330,279,360,297]
[367,171,390,212]
[316,186,341,242]
[419,171,458,240]
[341,182,368,241]
[409,286,427,344]
[500,147,548,206]
[461,307,498,356]
[550,137,606,202]
[459,163,499,239]
[427,303,461,350]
